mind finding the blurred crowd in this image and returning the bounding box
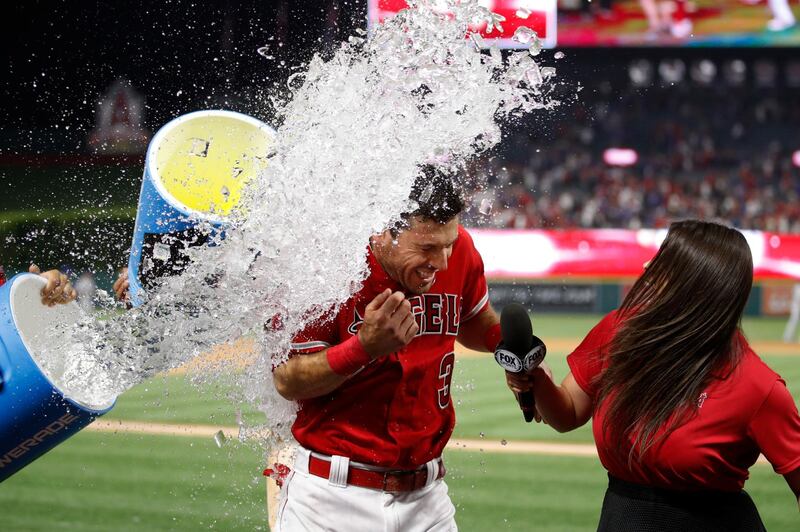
[464,84,800,233]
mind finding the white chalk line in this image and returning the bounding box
[86,419,770,465]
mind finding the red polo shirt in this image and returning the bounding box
[568,311,800,491]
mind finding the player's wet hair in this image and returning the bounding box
[597,220,753,464]
[393,165,466,235]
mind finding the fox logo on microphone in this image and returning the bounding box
[523,344,546,372]
[495,349,524,373]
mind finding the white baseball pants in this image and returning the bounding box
[274,447,458,532]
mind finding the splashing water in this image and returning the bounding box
[40,0,558,450]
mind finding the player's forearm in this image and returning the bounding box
[272,350,348,401]
[531,372,581,433]
[457,306,500,352]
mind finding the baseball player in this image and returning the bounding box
[640,0,693,39]
[271,167,505,531]
[742,0,797,32]
[783,282,800,342]
[765,0,796,31]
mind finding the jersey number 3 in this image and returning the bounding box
[437,352,455,409]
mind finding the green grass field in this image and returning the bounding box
[1,314,798,530]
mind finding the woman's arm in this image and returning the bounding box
[507,369,593,433]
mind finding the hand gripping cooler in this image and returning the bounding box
[0,274,116,482]
[128,110,276,306]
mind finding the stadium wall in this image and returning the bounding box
[487,280,774,316]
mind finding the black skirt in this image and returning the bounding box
[597,475,767,532]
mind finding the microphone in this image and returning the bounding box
[494,303,546,423]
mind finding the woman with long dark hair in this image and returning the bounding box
[508,220,800,530]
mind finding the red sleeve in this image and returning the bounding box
[566,311,618,398]
[460,228,489,322]
[747,379,800,475]
[289,312,339,355]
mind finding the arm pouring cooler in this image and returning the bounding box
[0,274,115,482]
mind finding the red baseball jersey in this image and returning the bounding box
[289,225,489,469]
[568,311,800,491]
[0,265,5,287]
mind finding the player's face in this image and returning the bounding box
[377,216,459,295]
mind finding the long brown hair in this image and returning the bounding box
[597,220,753,462]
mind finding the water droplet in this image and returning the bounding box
[153,243,171,262]
[554,51,565,60]
[525,65,543,86]
[513,27,537,45]
[528,37,543,57]
[287,72,305,91]
[479,198,493,216]
[489,46,502,64]
[213,430,227,448]
[516,8,532,19]
[189,138,210,157]
[485,12,507,34]
[541,66,556,78]
[470,33,485,51]
[419,183,434,204]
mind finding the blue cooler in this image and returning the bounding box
[0,273,116,482]
[128,110,276,306]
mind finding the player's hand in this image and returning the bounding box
[29,264,76,306]
[113,267,130,302]
[357,288,419,359]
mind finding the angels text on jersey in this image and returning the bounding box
[348,293,461,337]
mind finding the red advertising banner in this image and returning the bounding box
[368,1,800,48]
[468,229,800,281]
[367,0,558,49]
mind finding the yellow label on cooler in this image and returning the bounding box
[153,113,274,217]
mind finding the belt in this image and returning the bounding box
[307,454,445,493]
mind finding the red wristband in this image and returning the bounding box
[484,322,502,352]
[327,335,371,376]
